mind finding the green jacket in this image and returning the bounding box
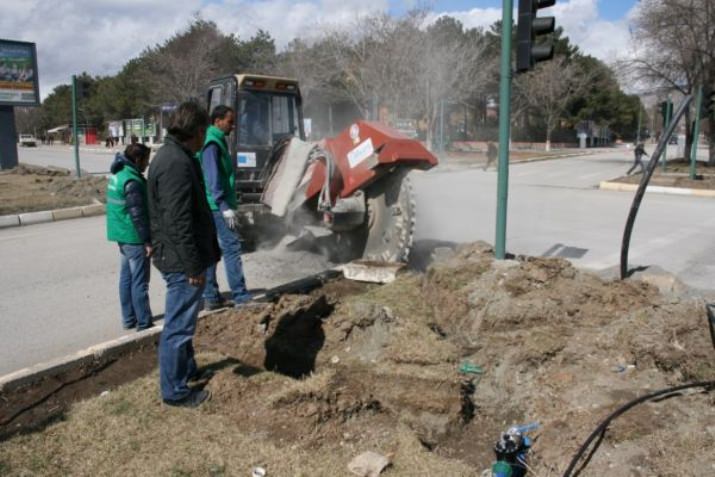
[198,125,237,211]
[106,163,147,244]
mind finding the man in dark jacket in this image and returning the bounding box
[628,143,648,175]
[147,101,220,408]
[106,143,153,331]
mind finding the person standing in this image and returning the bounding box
[106,143,153,331]
[199,105,252,310]
[484,141,498,170]
[147,101,220,408]
[628,143,648,175]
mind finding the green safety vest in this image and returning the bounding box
[106,164,147,244]
[197,125,237,211]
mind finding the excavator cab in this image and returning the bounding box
[206,74,305,209]
[206,73,437,262]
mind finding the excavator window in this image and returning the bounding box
[208,85,224,115]
[238,91,300,147]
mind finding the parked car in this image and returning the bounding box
[18,134,37,147]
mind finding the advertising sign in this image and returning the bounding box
[0,39,39,106]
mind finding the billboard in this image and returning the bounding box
[0,39,39,106]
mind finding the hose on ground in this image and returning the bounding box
[562,380,715,477]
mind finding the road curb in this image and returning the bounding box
[440,150,598,171]
[0,203,105,229]
[0,269,339,393]
[0,326,163,393]
[599,180,715,198]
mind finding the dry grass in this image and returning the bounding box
[0,164,106,214]
[0,355,479,477]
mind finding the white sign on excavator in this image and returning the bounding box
[347,138,374,168]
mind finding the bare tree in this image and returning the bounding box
[142,18,226,103]
[623,0,715,162]
[311,11,493,147]
[516,56,587,151]
[415,16,493,148]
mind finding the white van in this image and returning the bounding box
[18,134,37,147]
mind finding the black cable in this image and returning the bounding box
[562,380,715,477]
[620,95,693,279]
[706,304,715,350]
[0,358,117,428]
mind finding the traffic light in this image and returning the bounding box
[660,100,673,127]
[75,77,91,100]
[701,86,714,119]
[516,0,557,73]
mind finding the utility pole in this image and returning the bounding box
[662,96,671,172]
[71,75,80,178]
[439,100,445,152]
[636,105,642,144]
[496,0,557,259]
[690,86,705,180]
[495,0,514,260]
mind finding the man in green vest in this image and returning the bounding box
[106,143,153,331]
[198,105,252,310]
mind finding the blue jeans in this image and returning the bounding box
[159,272,204,401]
[203,211,251,304]
[118,243,153,329]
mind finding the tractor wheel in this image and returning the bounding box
[334,169,416,262]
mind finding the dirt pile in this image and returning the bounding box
[1,242,713,475]
[188,242,714,475]
[0,164,106,214]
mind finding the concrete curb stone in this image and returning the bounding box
[0,203,106,230]
[0,215,20,228]
[18,210,54,226]
[52,206,84,221]
[599,180,715,198]
[81,203,106,217]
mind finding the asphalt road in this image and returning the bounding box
[413,147,715,289]
[18,144,124,174]
[4,146,715,375]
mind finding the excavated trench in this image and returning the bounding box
[2,242,714,475]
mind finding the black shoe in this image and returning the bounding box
[204,299,230,311]
[163,389,211,408]
[137,322,154,332]
[188,368,215,383]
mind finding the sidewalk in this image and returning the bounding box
[34,142,161,155]
[436,147,599,170]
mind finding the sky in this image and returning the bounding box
[0,0,640,101]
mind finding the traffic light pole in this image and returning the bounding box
[636,106,642,145]
[71,75,81,178]
[495,0,514,260]
[690,86,703,180]
[662,97,671,172]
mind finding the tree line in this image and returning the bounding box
[16,11,642,148]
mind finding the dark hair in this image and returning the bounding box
[211,105,234,124]
[124,143,150,163]
[168,101,209,141]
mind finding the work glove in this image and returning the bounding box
[222,208,239,231]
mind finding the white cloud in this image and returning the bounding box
[0,0,635,101]
[0,0,387,100]
[426,0,637,64]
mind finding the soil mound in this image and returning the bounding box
[189,242,714,474]
[2,242,713,475]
